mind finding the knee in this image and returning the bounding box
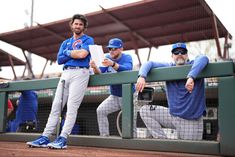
[50,108,60,116]
[139,106,148,118]
[96,106,105,116]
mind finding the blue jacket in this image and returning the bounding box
[99,53,134,97]
[57,34,94,68]
[9,90,38,132]
[138,55,209,120]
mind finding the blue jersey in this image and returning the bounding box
[100,53,133,97]
[9,90,38,132]
[138,55,209,120]
[57,34,94,68]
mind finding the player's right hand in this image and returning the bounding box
[136,76,146,92]
[102,58,113,67]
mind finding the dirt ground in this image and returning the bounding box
[0,141,220,157]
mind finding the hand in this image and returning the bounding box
[102,58,113,67]
[136,76,146,92]
[89,60,97,68]
[185,77,194,93]
[63,49,71,57]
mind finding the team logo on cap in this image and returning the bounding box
[177,43,183,47]
[110,41,115,45]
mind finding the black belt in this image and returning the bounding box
[63,66,89,70]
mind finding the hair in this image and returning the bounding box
[70,14,88,28]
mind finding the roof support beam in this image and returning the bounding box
[0,48,25,65]
[0,48,25,80]
[147,47,152,61]
[211,13,222,58]
[40,60,48,79]
[21,66,26,79]
[21,49,35,79]
[199,0,232,60]
[99,5,154,48]
[8,55,17,80]
[223,33,230,59]
[129,33,141,66]
[199,0,232,39]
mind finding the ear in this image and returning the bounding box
[185,54,189,61]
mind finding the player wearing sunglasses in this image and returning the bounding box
[136,42,209,140]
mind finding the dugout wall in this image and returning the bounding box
[0,61,235,156]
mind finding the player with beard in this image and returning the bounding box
[90,38,135,137]
[136,42,209,140]
[26,14,94,149]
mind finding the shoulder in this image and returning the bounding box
[83,34,94,41]
[64,37,73,43]
[197,54,209,60]
[122,53,131,57]
[83,35,94,45]
[104,53,111,58]
[122,53,132,59]
[190,55,209,64]
[61,37,72,45]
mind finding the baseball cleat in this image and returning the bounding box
[47,136,67,149]
[26,136,50,148]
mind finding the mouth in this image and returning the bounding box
[75,28,81,31]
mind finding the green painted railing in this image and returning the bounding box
[0,61,234,156]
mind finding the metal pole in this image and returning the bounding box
[30,0,34,27]
[26,0,34,78]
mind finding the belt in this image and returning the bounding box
[64,66,89,70]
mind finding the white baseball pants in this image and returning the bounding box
[97,94,137,137]
[42,68,89,138]
[139,105,203,140]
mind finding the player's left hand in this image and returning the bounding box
[185,77,194,93]
[89,60,97,68]
[136,76,146,92]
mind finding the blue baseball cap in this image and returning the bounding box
[107,38,123,48]
[171,42,188,53]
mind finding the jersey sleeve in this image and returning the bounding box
[138,61,170,78]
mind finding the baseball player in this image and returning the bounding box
[90,38,136,137]
[8,90,38,132]
[136,42,209,140]
[26,14,94,149]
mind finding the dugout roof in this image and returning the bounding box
[0,48,25,66]
[0,0,232,62]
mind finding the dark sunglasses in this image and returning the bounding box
[108,48,118,51]
[172,49,187,55]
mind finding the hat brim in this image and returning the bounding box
[106,45,122,48]
[171,47,188,53]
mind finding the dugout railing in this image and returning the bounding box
[0,61,235,156]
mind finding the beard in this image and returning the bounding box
[72,28,84,36]
[175,58,186,65]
